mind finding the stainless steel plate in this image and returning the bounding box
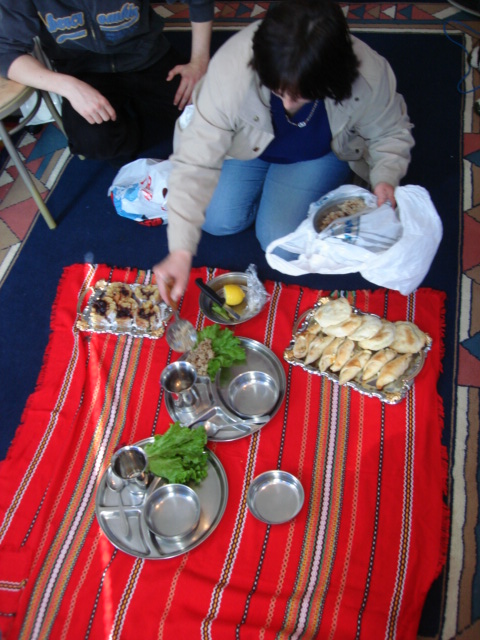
[199,273,264,325]
[284,302,432,404]
[247,471,304,524]
[312,195,372,233]
[166,338,286,441]
[95,441,228,559]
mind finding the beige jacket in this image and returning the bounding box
[167,21,414,255]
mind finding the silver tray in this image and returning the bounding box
[167,338,286,441]
[284,303,432,404]
[76,281,172,339]
[95,441,228,559]
[199,272,266,326]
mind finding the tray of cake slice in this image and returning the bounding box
[75,279,172,338]
[284,296,432,404]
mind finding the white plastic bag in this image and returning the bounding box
[108,158,172,223]
[265,184,443,295]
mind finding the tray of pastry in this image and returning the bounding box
[284,297,432,404]
[75,279,172,338]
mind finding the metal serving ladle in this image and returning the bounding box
[164,291,197,353]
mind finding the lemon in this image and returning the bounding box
[223,284,245,306]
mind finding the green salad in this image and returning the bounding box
[195,324,246,381]
[144,422,208,484]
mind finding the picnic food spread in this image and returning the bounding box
[76,279,171,337]
[284,296,431,403]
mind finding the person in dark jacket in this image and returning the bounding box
[0,0,213,162]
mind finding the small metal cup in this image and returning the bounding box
[160,361,198,408]
[107,445,150,494]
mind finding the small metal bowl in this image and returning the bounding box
[247,471,304,524]
[198,272,262,326]
[144,484,201,540]
[227,371,279,418]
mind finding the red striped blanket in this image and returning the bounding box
[0,264,447,639]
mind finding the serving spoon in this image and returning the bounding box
[164,293,197,353]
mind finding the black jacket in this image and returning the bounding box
[0,0,214,77]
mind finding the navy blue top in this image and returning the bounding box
[260,94,333,164]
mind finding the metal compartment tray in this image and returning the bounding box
[96,441,228,559]
[168,337,286,441]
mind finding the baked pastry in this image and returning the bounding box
[136,300,162,331]
[313,298,352,328]
[106,282,134,304]
[361,348,396,383]
[348,314,383,341]
[323,314,363,337]
[135,284,161,305]
[318,337,344,372]
[293,333,314,359]
[338,350,372,385]
[330,338,356,372]
[376,354,412,389]
[90,295,116,327]
[304,334,335,365]
[390,321,427,354]
[115,297,138,329]
[358,321,396,351]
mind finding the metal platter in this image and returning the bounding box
[95,442,228,559]
[284,303,432,404]
[247,471,304,524]
[199,272,266,326]
[166,338,286,441]
[76,281,172,339]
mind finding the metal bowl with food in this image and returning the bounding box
[198,272,267,326]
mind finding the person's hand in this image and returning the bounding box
[63,77,117,125]
[374,182,396,209]
[167,59,209,110]
[153,250,193,305]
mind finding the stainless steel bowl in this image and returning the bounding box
[227,371,279,418]
[198,272,264,326]
[247,471,304,524]
[144,484,201,540]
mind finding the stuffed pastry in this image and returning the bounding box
[318,337,344,371]
[330,338,356,372]
[323,314,363,337]
[358,321,396,351]
[361,348,397,383]
[390,321,427,354]
[338,350,372,384]
[90,294,116,327]
[304,334,335,365]
[293,332,314,359]
[348,314,383,341]
[115,297,138,329]
[376,354,412,389]
[313,297,352,328]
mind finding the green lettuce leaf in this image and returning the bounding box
[196,324,246,381]
[144,422,208,484]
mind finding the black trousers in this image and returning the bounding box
[61,47,184,162]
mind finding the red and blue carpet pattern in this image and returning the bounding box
[0,264,447,639]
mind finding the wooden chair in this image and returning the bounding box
[0,77,67,230]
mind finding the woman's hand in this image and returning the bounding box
[153,250,193,305]
[373,182,396,209]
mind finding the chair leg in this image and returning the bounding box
[40,89,66,137]
[0,121,57,229]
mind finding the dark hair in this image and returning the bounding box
[251,0,359,103]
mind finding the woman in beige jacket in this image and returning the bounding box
[154,0,414,303]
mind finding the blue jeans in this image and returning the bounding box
[203,151,351,251]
